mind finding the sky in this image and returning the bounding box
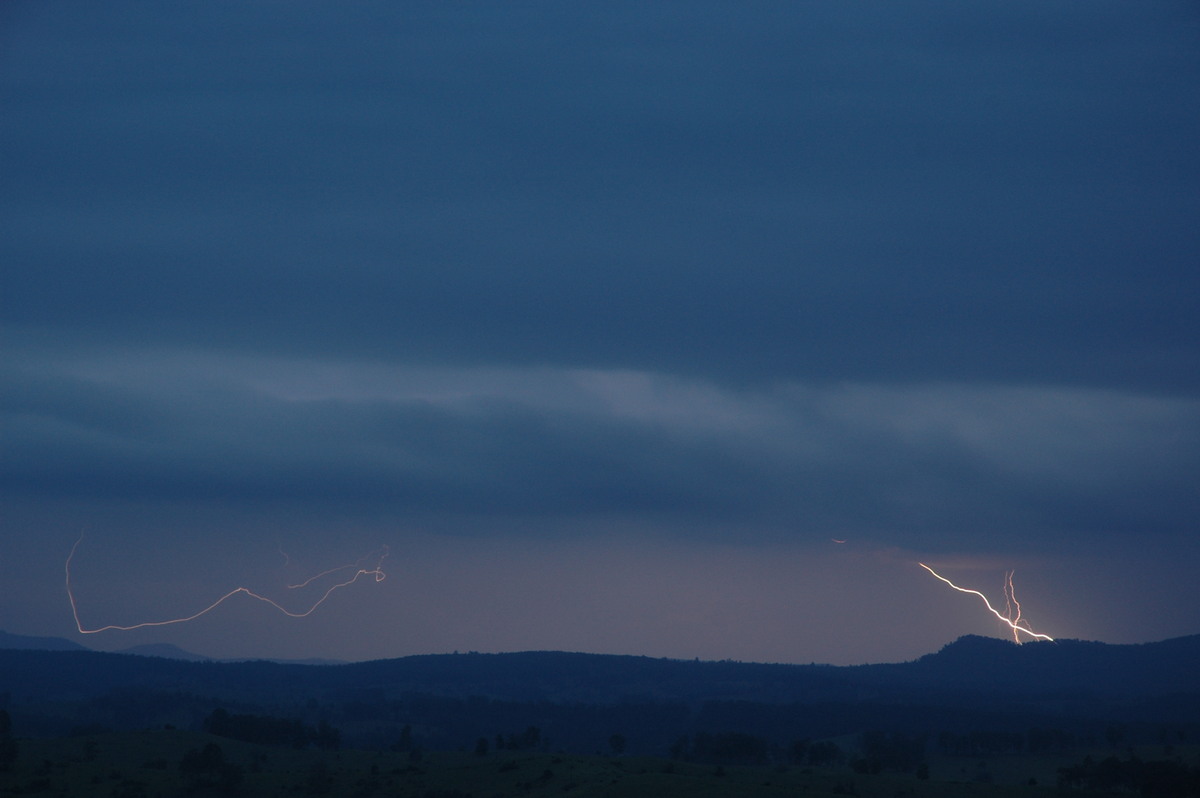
[2,1,1198,666]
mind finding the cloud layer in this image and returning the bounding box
[2,1,1197,661]
[6,352,1197,550]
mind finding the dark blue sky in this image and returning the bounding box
[2,1,1198,664]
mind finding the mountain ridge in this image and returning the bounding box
[0,630,88,652]
[1,630,1196,704]
[2,630,1197,751]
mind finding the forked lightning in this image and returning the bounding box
[919,562,1053,642]
[66,535,388,634]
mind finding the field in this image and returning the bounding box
[8,728,1187,798]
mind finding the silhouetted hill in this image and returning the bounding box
[117,643,212,662]
[2,633,1198,705]
[341,650,860,704]
[866,634,1200,696]
[1,633,1197,751]
[0,630,87,652]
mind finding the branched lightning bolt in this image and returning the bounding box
[919,562,1053,642]
[286,548,386,590]
[1003,570,1024,643]
[66,535,388,635]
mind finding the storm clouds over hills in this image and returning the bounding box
[3,1,1198,667]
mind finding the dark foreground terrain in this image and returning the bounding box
[4,727,1198,798]
[2,632,1199,795]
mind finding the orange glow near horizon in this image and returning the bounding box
[919,562,1053,643]
[66,535,388,634]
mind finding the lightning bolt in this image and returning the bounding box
[1003,570,1024,644]
[66,535,388,635]
[286,549,387,590]
[919,562,1053,643]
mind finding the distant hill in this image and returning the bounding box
[1,632,1197,752]
[117,643,212,662]
[865,633,1200,696]
[0,630,87,652]
[0,631,340,666]
[246,657,348,666]
[1,631,1197,705]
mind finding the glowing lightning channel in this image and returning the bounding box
[284,547,390,591]
[66,535,389,635]
[918,562,1053,643]
[1003,570,1024,644]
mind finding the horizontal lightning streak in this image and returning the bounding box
[919,562,1053,642]
[66,536,388,634]
[286,551,382,590]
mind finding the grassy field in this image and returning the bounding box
[0,729,1099,798]
[3,728,1194,797]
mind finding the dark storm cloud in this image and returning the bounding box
[3,1,1197,390]
[2,0,1200,578]
[0,360,755,516]
[2,2,1199,663]
[4,356,1197,552]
